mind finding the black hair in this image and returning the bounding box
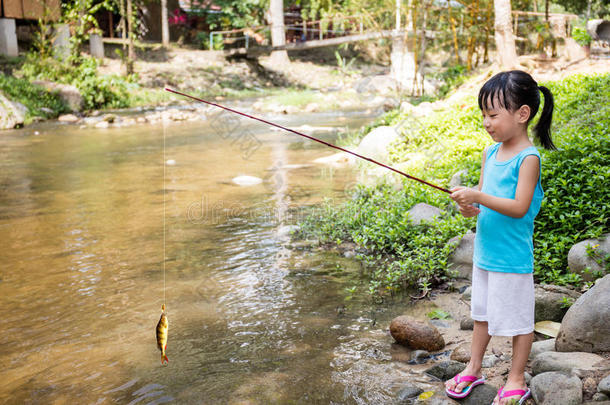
[478,70,556,150]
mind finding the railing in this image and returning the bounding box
[209,14,365,50]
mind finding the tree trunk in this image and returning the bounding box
[161,0,169,46]
[126,0,135,74]
[494,0,517,68]
[268,0,290,66]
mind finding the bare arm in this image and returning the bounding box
[451,154,540,218]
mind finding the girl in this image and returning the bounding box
[444,70,556,405]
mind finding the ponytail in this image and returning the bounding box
[533,85,556,150]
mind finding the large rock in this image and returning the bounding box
[567,234,610,281]
[534,284,581,322]
[32,80,83,112]
[0,92,26,129]
[424,360,465,381]
[528,338,556,360]
[356,126,400,163]
[598,374,610,396]
[406,202,443,226]
[448,232,475,279]
[531,351,607,375]
[556,274,610,353]
[389,315,445,351]
[450,342,470,363]
[457,383,498,405]
[530,372,582,405]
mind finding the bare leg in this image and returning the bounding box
[493,332,533,404]
[445,320,492,393]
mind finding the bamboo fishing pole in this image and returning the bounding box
[164,88,451,194]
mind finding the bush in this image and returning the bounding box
[17,54,132,110]
[296,73,610,299]
[0,73,68,122]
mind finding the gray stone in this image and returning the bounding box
[530,372,582,405]
[457,383,498,405]
[531,351,606,375]
[599,374,610,395]
[430,320,450,329]
[556,274,610,353]
[448,232,475,279]
[461,287,472,301]
[411,350,430,362]
[460,317,474,330]
[535,284,581,322]
[481,354,500,368]
[407,202,442,226]
[449,169,469,189]
[33,81,83,112]
[593,393,610,402]
[356,125,400,163]
[0,18,18,57]
[389,315,445,351]
[529,338,556,360]
[0,92,26,129]
[567,234,610,281]
[424,360,466,381]
[450,342,470,363]
[58,114,79,123]
[524,371,532,385]
[396,383,423,400]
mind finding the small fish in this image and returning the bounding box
[156,304,169,364]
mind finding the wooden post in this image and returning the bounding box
[319,20,323,40]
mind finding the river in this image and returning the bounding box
[0,105,443,404]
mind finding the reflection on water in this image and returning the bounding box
[0,107,431,404]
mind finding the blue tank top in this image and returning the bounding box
[473,142,544,273]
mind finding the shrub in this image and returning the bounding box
[0,73,68,122]
[17,54,132,110]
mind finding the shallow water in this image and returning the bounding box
[0,107,440,404]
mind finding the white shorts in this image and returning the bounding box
[471,263,535,336]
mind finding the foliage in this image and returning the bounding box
[571,26,592,46]
[202,0,266,31]
[552,0,609,18]
[0,73,68,122]
[296,73,610,299]
[18,54,132,110]
[427,308,452,319]
[61,0,113,60]
[431,64,468,99]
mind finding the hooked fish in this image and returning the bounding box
[156,304,169,364]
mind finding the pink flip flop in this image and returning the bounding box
[491,386,531,405]
[445,373,486,399]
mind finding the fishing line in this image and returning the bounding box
[164,88,451,194]
[163,120,166,306]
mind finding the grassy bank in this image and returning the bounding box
[295,73,610,300]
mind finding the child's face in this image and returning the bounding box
[481,96,527,142]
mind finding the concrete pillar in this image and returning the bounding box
[0,19,19,57]
[89,33,104,58]
[53,24,70,60]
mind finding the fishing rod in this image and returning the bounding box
[164,88,451,194]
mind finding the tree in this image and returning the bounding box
[161,0,169,46]
[494,0,517,68]
[268,0,290,65]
